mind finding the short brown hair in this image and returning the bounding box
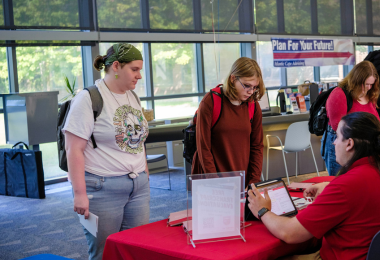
[339,60,379,104]
[223,57,265,103]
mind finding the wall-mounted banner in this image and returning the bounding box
[271,38,355,67]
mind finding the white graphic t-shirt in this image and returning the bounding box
[63,79,149,177]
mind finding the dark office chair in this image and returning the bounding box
[147,154,171,190]
[367,230,380,260]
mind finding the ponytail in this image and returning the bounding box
[93,55,106,71]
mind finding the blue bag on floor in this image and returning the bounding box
[0,142,45,199]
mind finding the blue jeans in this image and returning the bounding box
[320,130,341,176]
[82,171,150,260]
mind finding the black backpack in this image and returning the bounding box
[308,86,352,156]
[57,86,103,172]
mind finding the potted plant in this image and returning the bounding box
[60,76,78,102]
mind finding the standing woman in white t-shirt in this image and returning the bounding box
[63,43,150,260]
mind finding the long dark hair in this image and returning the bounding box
[338,112,380,175]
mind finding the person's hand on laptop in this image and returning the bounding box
[303,182,329,200]
[247,184,272,219]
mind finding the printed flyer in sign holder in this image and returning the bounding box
[186,171,246,248]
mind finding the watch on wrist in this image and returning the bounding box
[258,207,269,220]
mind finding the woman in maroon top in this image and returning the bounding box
[191,57,265,187]
[322,61,379,176]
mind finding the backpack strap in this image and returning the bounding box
[341,88,353,113]
[210,84,255,127]
[84,85,103,149]
[85,85,103,120]
[210,84,224,128]
[248,101,255,123]
[130,90,141,106]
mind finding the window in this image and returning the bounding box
[256,42,281,88]
[150,0,194,30]
[374,46,380,50]
[318,0,341,35]
[140,101,149,111]
[320,65,344,83]
[284,0,311,34]
[255,0,278,33]
[203,43,240,90]
[373,0,380,35]
[154,97,198,119]
[355,0,380,35]
[201,0,239,31]
[40,142,67,180]
[356,45,369,64]
[355,0,367,35]
[268,89,279,107]
[12,0,79,28]
[287,67,314,86]
[99,43,146,97]
[97,0,142,29]
[16,46,83,101]
[0,48,9,94]
[0,0,4,27]
[151,43,197,96]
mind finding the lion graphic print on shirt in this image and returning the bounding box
[113,104,148,154]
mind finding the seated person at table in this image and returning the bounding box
[248,112,380,260]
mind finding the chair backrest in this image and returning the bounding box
[367,230,380,260]
[284,121,311,152]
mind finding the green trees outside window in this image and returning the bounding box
[284,0,311,34]
[152,43,197,96]
[201,0,239,32]
[0,0,4,27]
[150,0,194,30]
[317,0,341,35]
[16,46,83,101]
[255,0,278,33]
[13,0,79,27]
[0,48,9,94]
[97,0,142,29]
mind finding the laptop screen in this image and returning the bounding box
[258,91,270,112]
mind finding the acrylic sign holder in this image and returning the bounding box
[186,171,246,248]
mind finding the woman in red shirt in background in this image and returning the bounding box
[248,112,380,260]
[323,60,379,176]
[191,57,265,187]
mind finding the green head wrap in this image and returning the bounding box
[104,43,143,67]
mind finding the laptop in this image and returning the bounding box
[259,91,281,117]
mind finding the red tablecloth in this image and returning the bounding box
[102,177,331,260]
[103,220,319,260]
[288,176,335,197]
[302,176,335,183]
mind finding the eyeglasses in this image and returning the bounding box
[237,77,258,92]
